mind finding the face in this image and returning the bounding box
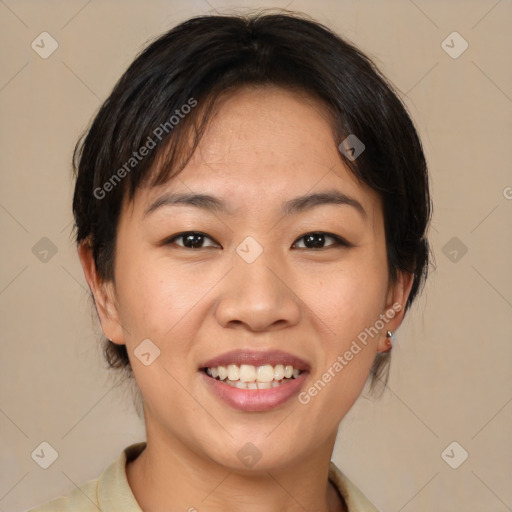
[84,86,411,471]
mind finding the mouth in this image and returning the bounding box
[202,363,304,390]
[199,350,310,411]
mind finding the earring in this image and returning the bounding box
[384,330,394,351]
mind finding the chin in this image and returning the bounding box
[200,433,305,474]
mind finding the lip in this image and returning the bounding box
[199,349,311,412]
[200,370,309,412]
[199,349,311,371]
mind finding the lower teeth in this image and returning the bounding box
[220,377,296,389]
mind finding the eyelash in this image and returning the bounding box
[163,231,351,250]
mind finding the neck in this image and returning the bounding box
[126,425,345,512]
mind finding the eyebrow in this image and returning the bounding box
[144,189,367,220]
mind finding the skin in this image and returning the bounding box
[79,86,413,512]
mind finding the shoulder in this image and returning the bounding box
[26,479,99,512]
[328,460,382,512]
[27,442,147,512]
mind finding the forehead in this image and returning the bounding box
[128,86,381,221]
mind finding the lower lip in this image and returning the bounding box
[200,371,308,412]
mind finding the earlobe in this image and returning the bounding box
[377,271,414,353]
[379,330,395,353]
[77,242,126,345]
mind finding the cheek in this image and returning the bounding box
[300,252,388,405]
[113,254,202,408]
[113,248,223,367]
[114,245,182,327]
[115,259,164,334]
[309,258,388,342]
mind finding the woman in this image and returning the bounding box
[30,11,431,512]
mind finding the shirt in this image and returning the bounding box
[28,442,380,512]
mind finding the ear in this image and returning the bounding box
[376,271,414,353]
[77,241,126,346]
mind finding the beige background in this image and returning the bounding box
[1,0,511,511]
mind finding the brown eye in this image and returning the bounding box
[166,232,219,249]
[293,232,350,250]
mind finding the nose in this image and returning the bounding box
[214,249,301,333]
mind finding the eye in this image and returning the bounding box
[292,232,350,250]
[165,231,220,249]
[163,231,350,250]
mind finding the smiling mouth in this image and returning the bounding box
[202,363,304,390]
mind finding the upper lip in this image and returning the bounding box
[200,349,310,372]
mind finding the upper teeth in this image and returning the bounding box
[206,364,301,383]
